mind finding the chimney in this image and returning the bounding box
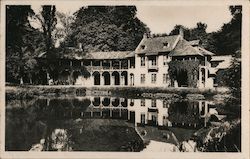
[78,43,83,51]
[179,27,184,38]
[143,33,148,39]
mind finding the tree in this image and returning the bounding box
[62,6,150,52]
[55,11,74,47]
[36,5,57,57]
[168,25,190,39]
[6,5,40,84]
[210,6,242,56]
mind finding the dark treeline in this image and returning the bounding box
[6,5,241,90]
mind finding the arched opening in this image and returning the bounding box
[121,98,128,107]
[93,97,100,106]
[112,71,120,85]
[93,71,100,85]
[176,70,188,87]
[72,70,81,85]
[102,97,110,106]
[60,70,71,85]
[102,71,110,85]
[121,71,128,85]
[130,73,134,86]
[112,98,120,107]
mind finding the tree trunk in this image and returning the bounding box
[29,77,33,85]
[20,77,24,85]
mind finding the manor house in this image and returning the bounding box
[38,29,230,89]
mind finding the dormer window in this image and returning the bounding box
[163,42,169,48]
[141,45,146,49]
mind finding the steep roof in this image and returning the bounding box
[169,39,215,57]
[169,39,204,56]
[135,35,180,54]
[37,49,134,60]
[188,40,200,46]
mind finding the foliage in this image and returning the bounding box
[168,101,200,124]
[168,60,200,87]
[6,5,45,84]
[62,6,150,52]
[219,58,241,98]
[211,6,241,56]
[36,5,57,57]
[55,11,74,46]
[168,6,242,56]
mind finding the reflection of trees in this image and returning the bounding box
[168,101,200,125]
[6,100,47,150]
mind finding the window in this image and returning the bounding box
[141,113,146,124]
[163,55,168,66]
[163,42,169,49]
[141,74,145,84]
[141,45,146,50]
[141,99,145,107]
[163,73,168,84]
[151,74,157,83]
[163,100,168,108]
[151,99,156,107]
[151,57,157,66]
[141,56,145,66]
[130,99,134,106]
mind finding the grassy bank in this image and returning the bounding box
[5,85,230,100]
[6,86,86,100]
[86,86,229,99]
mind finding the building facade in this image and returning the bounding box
[38,31,229,89]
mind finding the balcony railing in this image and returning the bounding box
[148,64,158,71]
[86,65,131,70]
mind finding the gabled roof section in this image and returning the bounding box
[135,35,180,54]
[189,40,200,46]
[169,39,215,57]
[169,39,204,56]
[197,47,215,56]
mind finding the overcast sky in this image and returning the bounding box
[31,5,232,34]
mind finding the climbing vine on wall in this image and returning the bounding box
[168,60,200,87]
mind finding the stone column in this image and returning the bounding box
[199,67,202,88]
[120,72,123,86]
[100,73,104,86]
[111,74,115,86]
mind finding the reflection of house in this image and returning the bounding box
[37,28,228,88]
[43,97,221,128]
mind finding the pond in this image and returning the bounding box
[5,95,227,152]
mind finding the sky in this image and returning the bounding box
[31,4,232,34]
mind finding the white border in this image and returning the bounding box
[0,0,249,159]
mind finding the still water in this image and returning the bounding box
[6,96,223,151]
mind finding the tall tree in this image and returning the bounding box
[6,5,38,84]
[36,5,57,57]
[212,5,242,56]
[62,6,150,52]
[55,11,74,47]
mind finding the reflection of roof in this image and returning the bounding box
[135,35,180,54]
[168,127,196,143]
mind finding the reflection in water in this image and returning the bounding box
[6,96,222,151]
